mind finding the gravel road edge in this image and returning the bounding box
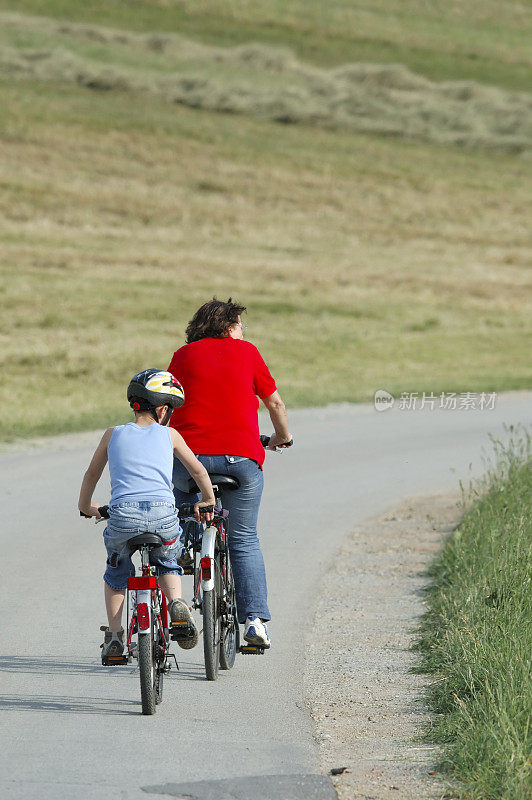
[304,492,463,800]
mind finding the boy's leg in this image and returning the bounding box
[158,574,182,603]
[104,583,126,632]
[148,500,199,649]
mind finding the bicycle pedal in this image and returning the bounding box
[181,566,194,575]
[240,645,266,655]
[102,655,128,666]
[170,621,195,640]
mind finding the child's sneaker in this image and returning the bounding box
[244,616,271,648]
[100,626,124,662]
[168,599,199,649]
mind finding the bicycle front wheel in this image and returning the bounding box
[220,555,239,670]
[138,627,157,715]
[154,629,165,705]
[202,557,220,681]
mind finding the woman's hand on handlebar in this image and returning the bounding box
[194,499,215,524]
[267,432,293,451]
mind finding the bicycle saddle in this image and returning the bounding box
[128,533,164,551]
[175,473,240,494]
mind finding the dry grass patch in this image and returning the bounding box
[0,78,531,439]
[1,13,531,152]
[1,1,530,90]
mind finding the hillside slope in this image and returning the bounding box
[0,3,530,439]
[2,12,531,152]
[1,0,530,90]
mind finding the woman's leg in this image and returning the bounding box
[216,457,270,624]
[173,454,270,623]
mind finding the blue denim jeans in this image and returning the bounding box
[103,501,184,591]
[172,455,270,624]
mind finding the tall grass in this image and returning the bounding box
[1,13,531,152]
[1,72,531,440]
[0,4,531,440]
[0,0,530,91]
[414,426,532,800]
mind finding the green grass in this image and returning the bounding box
[0,0,530,91]
[414,426,532,800]
[1,72,531,440]
[2,13,530,152]
[0,2,531,440]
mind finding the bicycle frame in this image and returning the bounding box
[126,546,169,659]
[185,508,229,612]
[199,524,217,592]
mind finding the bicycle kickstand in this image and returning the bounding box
[166,653,179,672]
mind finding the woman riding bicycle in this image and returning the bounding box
[168,298,292,649]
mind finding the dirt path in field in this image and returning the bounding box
[305,492,462,800]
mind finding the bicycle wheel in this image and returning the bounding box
[154,629,165,705]
[220,554,239,670]
[138,624,157,715]
[202,556,221,681]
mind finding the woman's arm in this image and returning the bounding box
[169,428,215,520]
[78,428,114,518]
[262,390,292,449]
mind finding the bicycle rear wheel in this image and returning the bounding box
[202,556,221,681]
[220,554,239,670]
[138,623,157,715]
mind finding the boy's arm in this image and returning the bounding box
[78,428,113,518]
[170,428,215,518]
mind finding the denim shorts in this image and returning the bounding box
[103,500,184,591]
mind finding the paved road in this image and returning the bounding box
[0,393,530,799]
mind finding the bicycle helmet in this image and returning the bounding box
[127,369,185,421]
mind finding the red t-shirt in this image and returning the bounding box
[168,338,277,467]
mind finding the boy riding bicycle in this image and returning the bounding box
[78,369,215,663]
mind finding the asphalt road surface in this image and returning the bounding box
[1,393,530,800]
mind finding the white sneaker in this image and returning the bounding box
[244,616,271,648]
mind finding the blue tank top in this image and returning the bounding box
[108,423,174,506]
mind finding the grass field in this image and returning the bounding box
[1,0,531,91]
[0,1,531,440]
[2,13,530,152]
[414,427,531,800]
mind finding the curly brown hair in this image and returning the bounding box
[185,297,247,343]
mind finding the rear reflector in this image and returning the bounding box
[137,603,150,630]
[200,556,212,581]
[128,576,157,589]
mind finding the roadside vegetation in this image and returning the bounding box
[414,426,532,800]
[0,1,530,440]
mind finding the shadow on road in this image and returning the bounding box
[0,656,113,675]
[143,774,338,799]
[0,693,139,715]
[0,655,206,681]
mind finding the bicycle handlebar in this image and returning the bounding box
[178,503,226,521]
[79,505,109,519]
[260,434,293,449]
[178,503,214,516]
[81,504,215,520]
